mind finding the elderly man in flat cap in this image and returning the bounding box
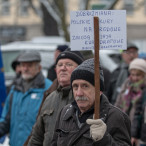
[0,50,52,146]
[51,58,131,146]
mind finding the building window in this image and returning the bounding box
[91,0,117,10]
[1,0,10,16]
[19,0,29,16]
[123,0,134,15]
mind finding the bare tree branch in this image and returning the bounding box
[79,0,91,10]
[108,0,120,10]
[28,0,43,18]
[40,0,61,23]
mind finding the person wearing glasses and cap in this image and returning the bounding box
[47,45,68,81]
[107,43,139,104]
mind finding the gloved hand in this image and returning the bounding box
[86,119,107,142]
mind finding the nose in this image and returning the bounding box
[22,65,28,72]
[132,76,139,83]
[129,52,137,59]
[129,53,135,58]
[76,87,84,96]
[60,64,67,70]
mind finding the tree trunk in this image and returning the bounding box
[41,3,59,36]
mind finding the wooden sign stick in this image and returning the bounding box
[94,17,100,119]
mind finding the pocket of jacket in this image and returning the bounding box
[43,109,54,116]
[82,133,93,145]
[56,128,69,137]
[56,129,69,146]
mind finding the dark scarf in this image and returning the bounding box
[72,101,94,123]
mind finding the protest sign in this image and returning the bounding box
[70,10,126,51]
[70,10,127,119]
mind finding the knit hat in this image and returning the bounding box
[71,58,104,91]
[57,45,68,52]
[56,49,84,65]
[129,58,146,73]
[18,50,41,62]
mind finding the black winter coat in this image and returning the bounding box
[51,94,132,146]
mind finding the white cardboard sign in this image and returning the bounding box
[70,10,127,51]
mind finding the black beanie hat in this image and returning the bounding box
[71,58,105,91]
[56,48,84,65]
[57,45,68,52]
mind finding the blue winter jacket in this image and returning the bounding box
[0,72,52,146]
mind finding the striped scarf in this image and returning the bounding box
[121,79,144,114]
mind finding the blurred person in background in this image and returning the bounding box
[27,49,84,146]
[47,45,68,81]
[115,58,146,122]
[139,52,146,60]
[107,44,139,104]
[6,54,22,94]
[11,55,22,75]
[0,50,52,146]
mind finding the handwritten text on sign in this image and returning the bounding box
[70,10,126,51]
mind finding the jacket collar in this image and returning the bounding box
[14,72,45,92]
[57,85,71,97]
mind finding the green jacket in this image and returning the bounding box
[27,85,73,146]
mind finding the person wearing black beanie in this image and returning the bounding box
[56,48,84,65]
[71,58,104,91]
[51,58,131,146]
[47,47,84,81]
[47,45,69,81]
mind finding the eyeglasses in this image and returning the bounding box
[56,63,74,69]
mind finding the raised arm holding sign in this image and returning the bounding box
[51,10,132,146]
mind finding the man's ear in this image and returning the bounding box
[39,64,42,71]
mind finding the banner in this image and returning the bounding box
[70,10,127,51]
[0,45,7,116]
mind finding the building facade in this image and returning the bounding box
[0,0,43,44]
[0,0,146,51]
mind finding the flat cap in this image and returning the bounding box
[127,43,139,50]
[18,50,41,62]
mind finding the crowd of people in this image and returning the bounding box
[0,43,146,146]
